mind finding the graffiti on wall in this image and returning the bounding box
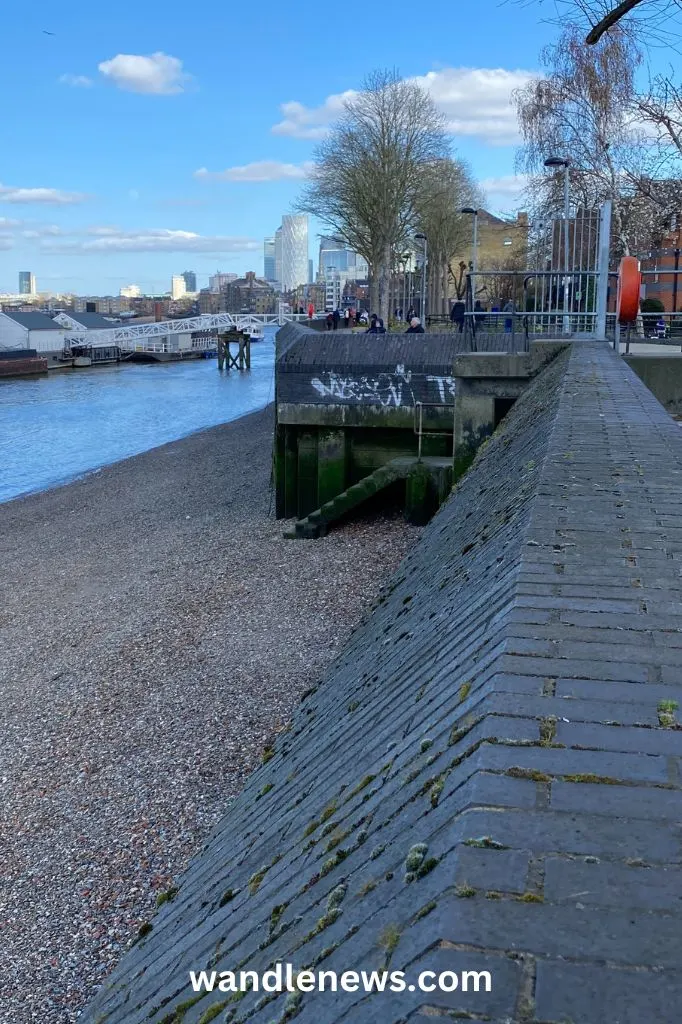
[310,365,455,408]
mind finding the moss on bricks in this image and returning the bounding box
[282,991,303,1020]
[347,701,359,713]
[137,922,152,940]
[506,767,552,783]
[248,865,270,895]
[563,774,621,785]
[155,887,179,909]
[347,775,376,799]
[320,801,337,823]
[458,681,472,703]
[321,849,348,876]
[219,889,236,908]
[370,844,385,860]
[198,1002,229,1023]
[324,829,350,853]
[516,892,544,903]
[357,880,377,897]
[456,883,476,898]
[262,746,275,764]
[414,900,437,921]
[464,837,508,850]
[405,843,429,874]
[420,738,433,753]
[539,715,558,747]
[658,699,680,728]
[269,904,286,934]
[257,783,274,799]
[429,777,444,808]
[415,857,439,879]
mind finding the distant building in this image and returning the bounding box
[209,272,238,294]
[281,215,308,291]
[182,270,197,293]
[318,238,368,290]
[53,311,120,331]
[308,259,314,284]
[0,310,64,352]
[74,295,131,314]
[18,271,37,296]
[171,276,186,300]
[221,272,276,314]
[120,284,141,298]
[198,289,221,314]
[274,228,283,290]
[264,237,276,283]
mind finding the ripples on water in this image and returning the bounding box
[0,332,276,503]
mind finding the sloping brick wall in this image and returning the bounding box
[85,343,682,1024]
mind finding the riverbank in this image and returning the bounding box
[0,407,420,1024]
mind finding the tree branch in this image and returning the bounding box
[585,0,647,43]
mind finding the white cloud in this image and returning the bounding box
[43,227,259,255]
[272,91,358,139]
[0,216,23,228]
[59,73,93,88]
[271,68,535,146]
[414,68,534,145]
[0,235,14,250]
[481,174,530,207]
[194,160,314,183]
[0,184,88,205]
[98,52,190,95]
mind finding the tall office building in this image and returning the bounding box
[280,214,308,291]
[171,275,187,300]
[274,227,283,289]
[182,270,197,293]
[19,271,36,295]
[318,237,368,280]
[120,284,141,298]
[264,237,276,283]
[308,259,314,284]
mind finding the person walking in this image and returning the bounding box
[326,312,334,331]
[450,300,465,334]
[343,308,350,329]
[405,316,425,334]
[332,308,340,330]
[307,302,314,321]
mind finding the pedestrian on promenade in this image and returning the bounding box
[332,308,340,330]
[406,316,425,334]
[450,300,465,333]
[308,302,314,320]
[326,312,334,331]
[349,308,356,327]
[503,300,515,334]
[406,305,415,321]
[343,308,350,328]
[366,314,386,334]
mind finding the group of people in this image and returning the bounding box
[322,305,425,335]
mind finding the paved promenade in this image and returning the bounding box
[86,343,682,1024]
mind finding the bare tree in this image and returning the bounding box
[413,158,483,314]
[514,22,649,254]
[298,69,448,322]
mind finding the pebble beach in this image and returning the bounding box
[0,406,419,1023]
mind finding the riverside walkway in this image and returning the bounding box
[85,342,682,1024]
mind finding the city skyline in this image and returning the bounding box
[0,0,568,294]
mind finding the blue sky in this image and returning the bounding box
[0,0,560,295]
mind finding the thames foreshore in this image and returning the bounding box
[0,405,419,1023]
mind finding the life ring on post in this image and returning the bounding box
[617,255,641,324]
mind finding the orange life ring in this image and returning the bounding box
[617,256,641,324]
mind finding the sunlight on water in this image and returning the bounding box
[0,332,276,503]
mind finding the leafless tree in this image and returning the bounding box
[298,69,448,323]
[514,22,654,254]
[413,157,483,314]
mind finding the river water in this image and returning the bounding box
[0,331,277,504]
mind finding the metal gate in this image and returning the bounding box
[463,200,612,349]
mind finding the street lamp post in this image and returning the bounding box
[544,157,571,334]
[461,208,479,310]
[415,233,428,321]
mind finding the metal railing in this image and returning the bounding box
[413,400,456,460]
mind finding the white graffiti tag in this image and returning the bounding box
[425,375,456,402]
[311,365,415,408]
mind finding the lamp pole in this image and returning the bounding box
[544,157,571,334]
[461,208,479,309]
[415,234,428,320]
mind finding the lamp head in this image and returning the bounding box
[544,157,570,168]
[461,207,478,215]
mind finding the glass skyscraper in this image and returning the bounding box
[263,237,276,282]
[280,215,308,291]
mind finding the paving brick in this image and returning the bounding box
[535,960,682,1024]
[544,856,682,909]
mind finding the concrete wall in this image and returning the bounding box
[624,353,682,414]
